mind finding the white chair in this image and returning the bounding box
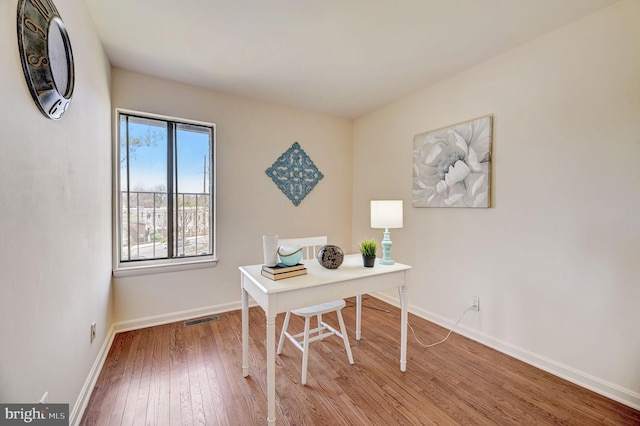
[276,236,354,385]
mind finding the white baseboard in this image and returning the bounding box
[113,301,245,333]
[371,292,640,411]
[70,324,117,426]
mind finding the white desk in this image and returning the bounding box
[239,254,411,425]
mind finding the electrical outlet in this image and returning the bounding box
[471,296,480,311]
[90,322,96,343]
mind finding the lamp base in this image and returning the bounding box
[379,229,395,265]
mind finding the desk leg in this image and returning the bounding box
[241,285,249,377]
[266,312,276,425]
[399,284,408,372]
[355,294,362,341]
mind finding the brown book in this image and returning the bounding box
[261,268,307,281]
[262,263,306,274]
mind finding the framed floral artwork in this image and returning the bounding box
[412,115,492,208]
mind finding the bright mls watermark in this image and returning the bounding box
[1,404,68,425]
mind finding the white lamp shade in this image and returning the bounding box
[371,200,403,229]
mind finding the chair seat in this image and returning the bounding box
[291,300,346,316]
[278,300,353,385]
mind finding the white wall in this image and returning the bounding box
[0,0,112,418]
[111,69,353,325]
[353,0,640,408]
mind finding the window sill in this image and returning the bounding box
[113,257,218,278]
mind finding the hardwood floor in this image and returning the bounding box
[81,297,640,425]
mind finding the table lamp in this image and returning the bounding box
[370,200,403,265]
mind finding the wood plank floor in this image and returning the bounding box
[81,297,640,425]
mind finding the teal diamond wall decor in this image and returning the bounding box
[266,142,324,206]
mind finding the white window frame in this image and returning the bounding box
[112,109,217,277]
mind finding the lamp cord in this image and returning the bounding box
[348,298,475,347]
[409,305,475,348]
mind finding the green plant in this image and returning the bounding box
[359,239,377,257]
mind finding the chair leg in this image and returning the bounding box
[317,313,324,337]
[277,312,291,355]
[301,316,311,385]
[336,310,354,365]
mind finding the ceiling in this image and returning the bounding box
[83,0,617,119]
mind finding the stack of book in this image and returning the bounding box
[261,263,307,280]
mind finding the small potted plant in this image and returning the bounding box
[359,239,377,267]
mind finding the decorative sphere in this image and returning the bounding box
[317,245,344,269]
[277,245,302,266]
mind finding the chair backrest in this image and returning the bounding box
[278,236,327,260]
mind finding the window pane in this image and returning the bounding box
[126,116,167,193]
[175,124,212,256]
[120,116,168,261]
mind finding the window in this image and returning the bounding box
[115,110,216,274]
